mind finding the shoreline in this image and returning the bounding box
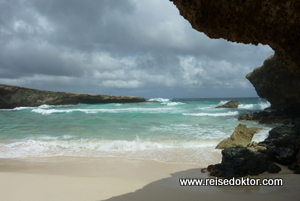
[0,156,299,201]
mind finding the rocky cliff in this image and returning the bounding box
[0,84,146,109]
[247,55,300,114]
[169,0,300,114]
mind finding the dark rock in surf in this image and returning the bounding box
[238,110,289,124]
[215,100,241,108]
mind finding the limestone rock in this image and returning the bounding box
[246,55,300,115]
[248,141,267,151]
[215,100,241,108]
[216,124,261,149]
[0,84,146,109]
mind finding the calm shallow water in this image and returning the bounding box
[0,97,275,164]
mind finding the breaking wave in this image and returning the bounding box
[183,111,239,117]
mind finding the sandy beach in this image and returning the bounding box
[0,157,299,201]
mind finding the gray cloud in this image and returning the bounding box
[0,0,274,98]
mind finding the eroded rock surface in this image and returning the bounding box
[260,121,300,165]
[215,124,260,149]
[246,55,300,115]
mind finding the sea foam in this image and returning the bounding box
[0,138,221,164]
[31,107,175,115]
[148,98,185,106]
[183,111,239,117]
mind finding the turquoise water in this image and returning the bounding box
[0,98,274,164]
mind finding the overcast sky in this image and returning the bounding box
[0,0,274,98]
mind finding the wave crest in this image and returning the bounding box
[183,111,239,117]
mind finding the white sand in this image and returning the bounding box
[0,157,299,201]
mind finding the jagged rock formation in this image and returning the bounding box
[0,84,146,109]
[215,100,241,108]
[208,120,300,177]
[209,145,281,178]
[247,55,300,114]
[169,0,300,76]
[260,121,300,165]
[215,124,261,149]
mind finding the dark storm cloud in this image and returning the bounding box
[0,0,274,97]
[29,0,137,50]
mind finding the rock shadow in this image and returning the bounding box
[100,167,296,201]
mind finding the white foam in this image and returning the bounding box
[0,138,220,164]
[183,111,239,117]
[166,102,185,106]
[38,104,51,109]
[31,107,174,115]
[31,108,72,115]
[13,106,36,110]
[33,135,76,141]
[252,128,271,142]
[258,101,271,109]
[148,98,170,102]
[216,100,230,107]
[148,98,185,106]
[239,101,270,110]
[197,106,215,110]
[239,104,255,109]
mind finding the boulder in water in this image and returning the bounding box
[216,100,241,108]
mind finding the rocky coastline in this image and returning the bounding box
[208,118,300,178]
[0,84,146,109]
[201,101,300,177]
[169,0,300,177]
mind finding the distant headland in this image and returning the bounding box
[0,84,146,109]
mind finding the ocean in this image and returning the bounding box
[0,97,274,165]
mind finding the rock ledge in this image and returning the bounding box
[0,84,146,109]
